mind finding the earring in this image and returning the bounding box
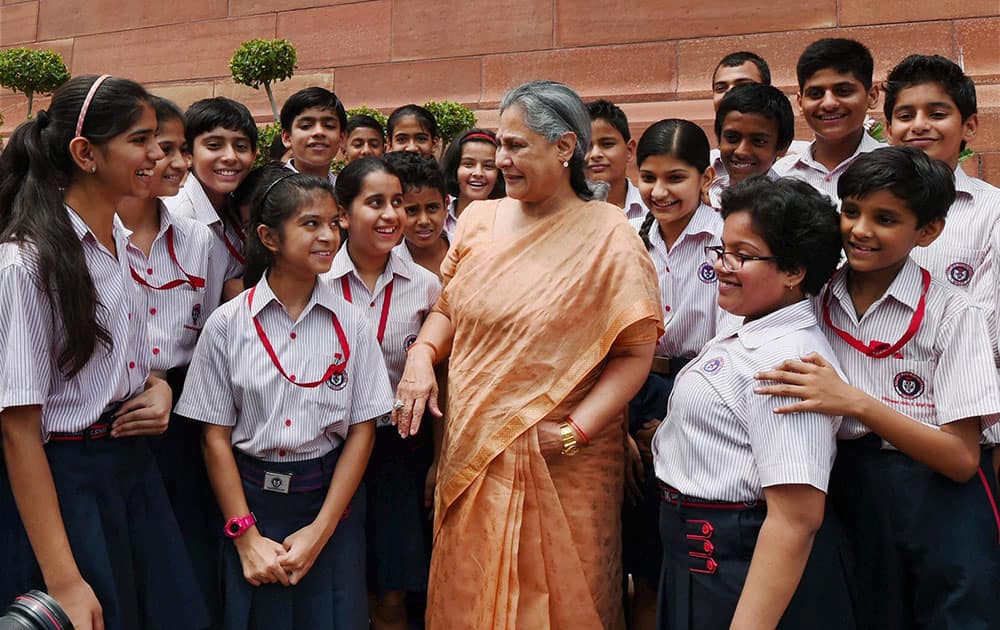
[562,160,569,168]
[90,165,96,174]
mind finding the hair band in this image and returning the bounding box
[75,74,111,138]
[462,132,498,146]
[261,172,298,204]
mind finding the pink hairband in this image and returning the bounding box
[75,74,111,138]
[463,132,497,146]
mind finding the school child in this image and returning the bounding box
[622,119,722,630]
[386,150,450,279]
[774,38,884,202]
[175,167,393,630]
[321,157,441,630]
[710,51,772,112]
[585,100,647,221]
[440,127,505,238]
[345,114,386,163]
[708,84,794,208]
[653,176,853,629]
[0,74,208,630]
[164,96,258,301]
[386,104,440,158]
[757,146,1000,629]
[882,54,1000,469]
[280,87,346,184]
[115,95,229,627]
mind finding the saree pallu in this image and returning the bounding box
[427,199,662,629]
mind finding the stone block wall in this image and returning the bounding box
[2,1,998,183]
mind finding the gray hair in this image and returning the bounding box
[499,80,597,200]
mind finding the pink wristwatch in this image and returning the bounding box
[223,512,257,539]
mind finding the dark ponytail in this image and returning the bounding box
[638,212,656,251]
[0,75,151,376]
[243,166,336,287]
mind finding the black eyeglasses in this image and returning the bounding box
[704,245,779,271]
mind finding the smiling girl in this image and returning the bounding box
[322,157,441,630]
[0,75,208,630]
[651,176,854,629]
[441,128,505,239]
[176,167,391,629]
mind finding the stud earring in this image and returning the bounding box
[562,160,569,168]
[90,165,96,173]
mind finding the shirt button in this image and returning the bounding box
[146,268,153,275]
[369,301,375,307]
[278,449,287,457]
[152,347,160,355]
[290,332,297,339]
[665,305,671,312]
[285,419,292,427]
[289,374,296,382]
[128,312,132,320]
[128,361,136,369]
[149,308,157,315]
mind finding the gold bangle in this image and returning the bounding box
[559,421,580,457]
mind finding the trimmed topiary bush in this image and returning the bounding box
[230,38,297,123]
[0,47,70,119]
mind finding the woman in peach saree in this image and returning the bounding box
[393,81,662,629]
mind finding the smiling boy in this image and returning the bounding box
[280,87,346,184]
[775,38,884,202]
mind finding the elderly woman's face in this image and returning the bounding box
[495,105,567,203]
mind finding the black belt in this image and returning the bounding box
[234,448,339,494]
[48,405,121,442]
[658,482,764,510]
[650,356,692,378]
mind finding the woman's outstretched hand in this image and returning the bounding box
[393,344,442,437]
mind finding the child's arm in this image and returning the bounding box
[424,361,448,511]
[1,406,104,630]
[731,484,825,629]
[202,424,290,587]
[109,375,172,438]
[278,419,376,584]
[755,353,982,482]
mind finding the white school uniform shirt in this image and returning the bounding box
[283,159,337,186]
[176,275,393,462]
[322,247,441,427]
[652,299,844,502]
[163,176,245,281]
[622,179,648,222]
[0,208,149,439]
[123,204,227,371]
[773,133,885,203]
[629,203,722,358]
[820,258,1000,443]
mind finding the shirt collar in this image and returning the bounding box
[66,205,129,252]
[735,299,818,349]
[830,256,925,315]
[646,202,719,252]
[248,273,339,319]
[624,180,648,218]
[181,176,223,226]
[794,133,884,173]
[328,245,412,284]
[953,166,976,198]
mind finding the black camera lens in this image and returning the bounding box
[0,591,73,630]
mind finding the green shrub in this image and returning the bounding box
[346,104,388,131]
[230,39,297,123]
[0,47,70,118]
[423,101,477,146]
[254,122,283,168]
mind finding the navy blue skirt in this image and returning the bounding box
[0,436,210,630]
[365,425,432,594]
[657,492,856,630]
[222,448,367,630]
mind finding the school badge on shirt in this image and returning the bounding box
[326,371,348,391]
[698,262,718,284]
[946,262,973,287]
[893,371,925,399]
[702,357,724,374]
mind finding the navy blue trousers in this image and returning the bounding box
[223,449,367,630]
[0,436,209,630]
[830,438,1000,630]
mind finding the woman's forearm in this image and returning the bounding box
[415,312,455,365]
[569,341,654,439]
[1,406,83,588]
[731,484,824,629]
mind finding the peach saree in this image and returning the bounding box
[427,199,662,629]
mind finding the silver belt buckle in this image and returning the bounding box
[263,471,292,494]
